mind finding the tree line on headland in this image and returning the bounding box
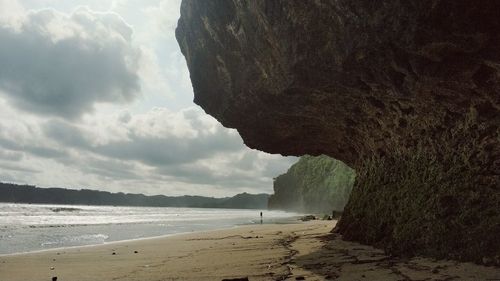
[0,182,269,209]
[1,155,352,213]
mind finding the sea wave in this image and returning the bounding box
[26,221,159,228]
[0,203,300,255]
[50,207,81,212]
[41,233,109,246]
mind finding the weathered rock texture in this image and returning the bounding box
[176,0,500,264]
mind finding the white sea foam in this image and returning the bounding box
[0,203,299,255]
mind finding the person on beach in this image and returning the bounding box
[260,212,263,224]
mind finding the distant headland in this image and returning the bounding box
[0,182,269,210]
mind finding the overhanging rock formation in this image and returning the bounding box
[176,0,500,264]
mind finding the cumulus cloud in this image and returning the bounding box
[0,115,68,159]
[0,103,297,196]
[79,156,143,180]
[0,149,23,161]
[0,162,40,173]
[43,107,245,166]
[39,107,298,191]
[0,0,26,28]
[0,6,141,118]
[0,1,298,197]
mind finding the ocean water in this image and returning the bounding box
[0,203,299,255]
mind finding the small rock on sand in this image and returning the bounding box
[300,215,316,221]
[482,257,492,265]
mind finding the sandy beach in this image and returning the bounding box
[0,220,498,281]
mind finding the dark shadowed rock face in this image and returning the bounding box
[176,0,500,263]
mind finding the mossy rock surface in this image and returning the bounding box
[337,117,500,264]
[268,155,355,214]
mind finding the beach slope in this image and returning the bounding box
[0,221,498,281]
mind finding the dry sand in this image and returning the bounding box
[0,221,498,281]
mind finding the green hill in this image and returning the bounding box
[268,155,355,214]
[0,182,269,210]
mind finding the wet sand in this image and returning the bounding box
[0,221,498,281]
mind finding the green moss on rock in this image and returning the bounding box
[337,115,500,264]
[268,155,355,214]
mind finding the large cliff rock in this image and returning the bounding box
[176,0,500,264]
[268,155,354,214]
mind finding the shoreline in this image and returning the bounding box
[0,221,498,281]
[0,216,301,258]
[0,226,232,258]
[0,202,303,256]
[0,218,300,258]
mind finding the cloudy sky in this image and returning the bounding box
[0,0,297,197]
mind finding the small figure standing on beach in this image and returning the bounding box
[260,212,263,224]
